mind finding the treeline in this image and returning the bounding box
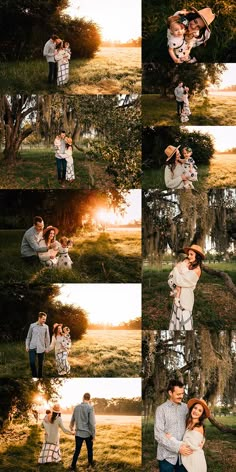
[92,397,141,415]
[89,318,141,330]
[0,0,101,60]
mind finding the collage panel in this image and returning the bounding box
[0,1,141,95]
[0,283,141,379]
[0,94,141,191]
[142,330,236,472]
[0,377,142,471]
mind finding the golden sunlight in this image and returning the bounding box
[64,0,141,42]
[185,126,236,152]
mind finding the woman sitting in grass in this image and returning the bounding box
[38,225,59,267]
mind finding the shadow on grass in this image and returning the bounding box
[0,230,141,284]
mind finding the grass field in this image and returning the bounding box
[142,153,236,189]
[142,263,236,330]
[0,149,115,190]
[0,48,141,95]
[142,416,236,472]
[142,94,236,126]
[0,229,141,284]
[0,330,141,378]
[0,421,141,471]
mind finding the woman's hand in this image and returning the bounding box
[181,174,188,181]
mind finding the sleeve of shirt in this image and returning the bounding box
[26,324,33,349]
[49,335,56,352]
[43,42,54,58]
[154,407,182,453]
[70,410,75,430]
[164,166,182,189]
[172,267,198,287]
[89,407,96,437]
[58,417,73,434]
[25,233,48,253]
[45,326,50,350]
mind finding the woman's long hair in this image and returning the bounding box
[186,403,207,435]
[44,229,55,246]
[189,252,203,272]
[166,151,178,173]
[53,324,62,337]
[50,412,61,424]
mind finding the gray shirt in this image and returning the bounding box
[43,39,56,62]
[21,226,48,257]
[174,86,184,102]
[55,139,66,159]
[70,402,96,438]
[154,400,188,464]
[26,322,50,353]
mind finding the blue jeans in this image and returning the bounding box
[56,158,67,181]
[176,101,184,115]
[48,62,57,83]
[29,349,44,378]
[159,458,187,472]
[71,436,93,468]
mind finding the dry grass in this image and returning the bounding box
[206,153,236,188]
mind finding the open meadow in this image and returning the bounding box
[0,419,141,472]
[0,48,141,95]
[0,228,141,284]
[0,330,141,378]
[142,153,236,189]
[142,263,236,330]
[142,94,236,126]
[142,416,236,472]
[0,149,115,190]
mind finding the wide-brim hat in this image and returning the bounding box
[52,403,61,413]
[165,145,181,161]
[187,398,210,418]
[53,323,63,329]
[183,244,205,259]
[191,7,215,31]
[43,225,59,236]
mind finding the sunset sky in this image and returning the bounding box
[64,0,141,42]
[213,64,236,89]
[55,283,141,324]
[95,189,141,225]
[185,126,236,152]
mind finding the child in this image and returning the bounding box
[57,236,73,269]
[180,88,191,123]
[64,42,71,58]
[181,147,198,187]
[168,258,190,307]
[62,326,71,352]
[167,16,197,64]
[64,137,75,182]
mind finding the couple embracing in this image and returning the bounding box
[155,379,210,472]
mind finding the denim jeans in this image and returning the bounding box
[29,349,44,378]
[71,436,93,468]
[56,158,67,181]
[48,62,57,83]
[159,458,187,472]
[176,100,184,115]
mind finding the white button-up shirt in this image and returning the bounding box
[26,322,50,353]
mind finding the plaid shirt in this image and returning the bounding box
[154,400,188,464]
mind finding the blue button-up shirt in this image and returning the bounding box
[70,402,96,438]
[154,400,188,464]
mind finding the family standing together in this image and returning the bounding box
[43,34,71,86]
[38,393,96,469]
[155,379,210,472]
[25,312,72,377]
[21,216,73,269]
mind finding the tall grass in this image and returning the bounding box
[0,330,142,378]
[0,48,141,95]
[0,422,142,471]
[0,229,142,284]
[142,95,236,126]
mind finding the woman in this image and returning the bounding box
[55,40,71,86]
[181,398,210,471]
[38,225,59,267]
[164,145,190,189]
[62,137,75,182]
[38,403,74,464]
[168,244,205,330]
[49,323,71,375]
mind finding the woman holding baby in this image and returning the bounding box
[49,323,71,375]
[168,244,205,330]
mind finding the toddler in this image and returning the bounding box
[168,258,190,307]
[180,88,191,124]
[57,236,73,269]
[167,15,197,64]
[62,326,72,352]
[180,147,198,189]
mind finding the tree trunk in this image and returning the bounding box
[208,415,236,434]
[203,266,236,298]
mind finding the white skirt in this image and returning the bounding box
[38,442,61,463]
[169,301,193,330]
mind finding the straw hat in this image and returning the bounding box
[183,244,205,259]
[52,403,61,413]
[164,145,180,161]
[43,225,59,236]
[187,398,210,418]
[191,7,215,31]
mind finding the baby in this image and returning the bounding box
[168,258,190,307]
[180,147,198,189]
[57,236,73,269]
[180,88,191,124]
[167,15,198,64]
[62,326,72,352]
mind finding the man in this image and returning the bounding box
[54,130,67,185]
[21,216,49,261]
[43,34,58,84]
[25,312,50,378]
[174,82,184,116]
[154,379,192,472]
[69,393,96,470]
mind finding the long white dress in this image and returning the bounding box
[181,429,207,472]
[168,265,199,330]
[55,49,71,86]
